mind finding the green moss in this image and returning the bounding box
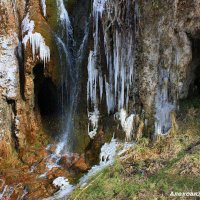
[69,154,200,200]
[46,0,60,31]
[71,112,90,153]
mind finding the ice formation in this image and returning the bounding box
[87,0,136,138]
[21,14,50,65]
[79,136,117,185]
[104,30,135,113]
[116,109,135,141]
[41,0,47,17]
[87,51,100,106]
[155,68,175,135]
[88,0,135,113]
[100,136,117,164]
[86,1,108,138]
[88,107,100,138]
[44,177,74,200]
[79,136,134,186]
[53,177,71,190]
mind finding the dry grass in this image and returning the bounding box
[0,139,12,158]
[69,98,200,200]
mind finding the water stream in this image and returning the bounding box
[54,0,78,154]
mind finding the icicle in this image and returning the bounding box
[99,74,103,102]
[87,0,137,139]
[155,68,175,135]
[21,14,34,35]
[105,79,114,114]
[87,51,98,105]
[115,109,135,141]
[21,14,50,65]
[93,0,107,52]
[103,21,135,113]
[88,107,100,139]
[41,0,47,17]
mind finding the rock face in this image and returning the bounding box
[0,0,200,159]
[139,0,197,137]
[0,0,62,154]
[0,0,21,155]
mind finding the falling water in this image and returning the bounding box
[54,0,78,154]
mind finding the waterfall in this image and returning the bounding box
[56,0,73,42]
[54,0,77,154]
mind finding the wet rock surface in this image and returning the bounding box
[0,144,92,199]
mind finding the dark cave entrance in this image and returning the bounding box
[33,64,62,137]
[188,37,200,97]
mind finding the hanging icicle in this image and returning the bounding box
[41,0,47,17]
[87,0,138,139]
[21,14,50,65]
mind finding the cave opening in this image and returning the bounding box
[33,64,62,136]
[188,37,200,97]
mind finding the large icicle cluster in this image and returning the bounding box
[87,0,136,139]
[21,14,50,65]
[104,30,135,113]
[87,0,107,138]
